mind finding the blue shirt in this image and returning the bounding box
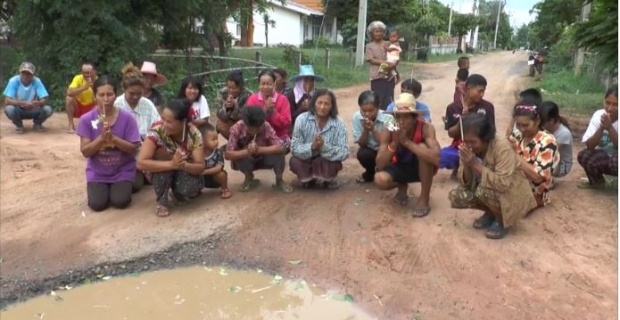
[291,112,349,162]
[3,75,49,103]
[387,100,432,122]
[352,110,394,151]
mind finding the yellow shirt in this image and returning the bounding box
[68,74,95,106]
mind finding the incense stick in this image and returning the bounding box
[459,116,464,142]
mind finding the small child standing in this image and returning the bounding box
[453,68,469,104]
[202,124,232,199]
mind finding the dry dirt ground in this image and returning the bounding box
[1,51,617,319]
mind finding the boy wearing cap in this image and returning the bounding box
[3,62,53,133]
[65,61,97,133]
[375,92,441,218]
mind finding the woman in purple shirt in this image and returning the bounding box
[76,76,141,212]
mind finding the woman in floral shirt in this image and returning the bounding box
[215,70,252,140]
[510,103,559,207]
[137,99,205,217]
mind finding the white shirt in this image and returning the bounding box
[193,95,211,120]
[115,95,161,138]
[582,109,618,154]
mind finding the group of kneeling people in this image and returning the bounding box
[74,61,618,240]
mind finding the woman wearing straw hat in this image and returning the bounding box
[140,61,168,110]
[365,21,396,111]
[374,93,440,218]
[285,65,325,131]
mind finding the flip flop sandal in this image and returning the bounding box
[220,188,232,199]
[473,212,495,229]
[273,181,294,193]
[323,180,340,190]
[240,179,260,192]
[155,205,170,217]
[411,206,431,218]
[485,221,508,240]
[355,175,373,183]
[394,193,409,206]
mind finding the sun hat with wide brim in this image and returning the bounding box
[390,93,419,114]
[289,65,325,83]
[140,61,168,85]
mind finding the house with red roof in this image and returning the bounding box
[225,0,340,47]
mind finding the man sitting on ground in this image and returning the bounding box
[65,61,97,133]
[3,62,53,133]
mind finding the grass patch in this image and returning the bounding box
[228,47,369,89]
[427,53,467,63]
[532,69,605,115]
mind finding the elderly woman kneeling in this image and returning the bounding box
[137,99,205,217]
[449,113,539,240]
[290,89,349,189]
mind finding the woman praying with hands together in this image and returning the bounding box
[137,99,205,217]
[76,76,141,212]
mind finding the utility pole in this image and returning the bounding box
[448,1,454,36]
[469,0,479,50]
[574,0,591,76]
[354,0,368,67]
[493,0,504,49]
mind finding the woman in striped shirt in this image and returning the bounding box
[290,89,349,189]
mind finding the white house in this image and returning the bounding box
[225,0,339,47]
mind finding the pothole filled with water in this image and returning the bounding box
[1,266,374,319]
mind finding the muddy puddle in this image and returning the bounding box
[1,266,374,319]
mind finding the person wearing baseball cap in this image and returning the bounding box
[140,61,167,110]
[374,92,440,218]
[3,62,53,133]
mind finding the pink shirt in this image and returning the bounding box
[246,91,292,139]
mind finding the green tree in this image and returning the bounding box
[573,0,618,69]
[451,13,477,52]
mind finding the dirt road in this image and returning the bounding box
[1,51,617,319]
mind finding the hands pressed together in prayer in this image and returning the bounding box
[247,140,260,156]
[265,97,275,115]
[601,112,614,131]
[362,117,374,132]
[458,143,477,167]
[170,148,187,170]
[311,134,324,151]
[100,121,116,149]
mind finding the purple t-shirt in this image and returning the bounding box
[76,108,141,183]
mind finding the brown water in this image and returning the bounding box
[1,266,374,320]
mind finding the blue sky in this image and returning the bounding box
[436,0,540,28]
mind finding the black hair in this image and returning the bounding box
[357,90,380,108]
[178,77,204,102]
[242,106,266,127]
[462,112,495,143]
[456,68,469,81]
[538,101,571,130]
[605,87,618,99]
[388,27,399,35]
[227,70,244,89]
[519,88,543,105]
[164,99,192,122]
[273,68,288,79]
[92,76,117,95]
[82,59,97,69]
[457,56,469,68]
[512,100,544,129]
[309,89,339,118]
[400,78,422,98]
[466,74,487,88]
[201,122,216,135]
[257,69,276,82]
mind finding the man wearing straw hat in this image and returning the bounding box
[140,61,168,110]
[374,93,441,218]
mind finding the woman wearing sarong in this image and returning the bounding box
[364,21,396,110]
[290,89,348,189]
[137,99,205,217]
[449,113,539,239]
[215,70,252,140]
